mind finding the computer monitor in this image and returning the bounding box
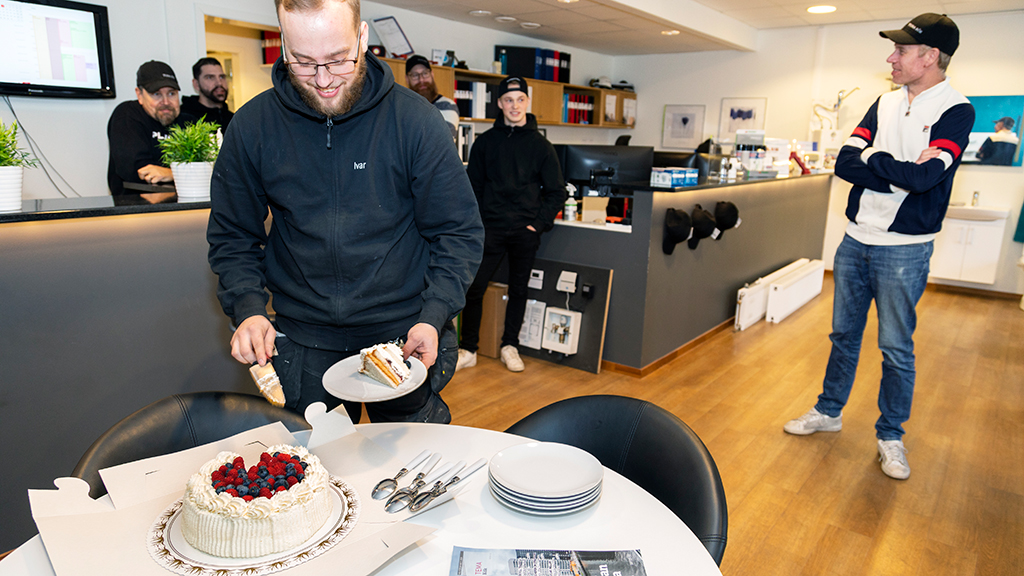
[557,144,654,196]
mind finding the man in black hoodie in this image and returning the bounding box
[457,76,566,373]
[207,0,483,423]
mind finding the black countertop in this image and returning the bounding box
[0,192,210,224]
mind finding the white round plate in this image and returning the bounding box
[488,442,604,498]
[148,476,360,576]
[489,474,601,504]
[489,485,601,516]
[490,479,602,510]
[322,355,427,402]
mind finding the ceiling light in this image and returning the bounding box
[558,0,579,3]
[469,10,491,16]
[661,30,680,36]
[495,16,517,23]
[520,22,541,29]
[807,5,836,14]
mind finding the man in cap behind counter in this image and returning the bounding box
[107,60,197,195]
[976,116,1019,165]
[405,54,459,140]
[783,13,974,480]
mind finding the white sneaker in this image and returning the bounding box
[500,345,525,372]
[783,407,842,435]
[878,439,910,479]
[455,349,477,371]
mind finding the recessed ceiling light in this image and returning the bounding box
[495,15,517,23]
[558,0,579,3]
[520,22,541,29]
[469,9,491,16]
[807,5,836,14]
[661,30,680,36]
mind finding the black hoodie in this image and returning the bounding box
[467,113,566,233]
[207,52,483,350]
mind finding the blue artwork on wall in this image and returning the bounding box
[962,95,1023,167]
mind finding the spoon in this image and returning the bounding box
[385,453,441,506]
[408,460,466,512]
[408,458,487,513]
[371,449,431,500]
[385,457,449,513]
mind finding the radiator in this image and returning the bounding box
[765,259,825,324]
[735,258,810,331]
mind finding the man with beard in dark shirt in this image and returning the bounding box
[181,57,234,130]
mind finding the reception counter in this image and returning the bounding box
[0,195,248,552]
[536,173,833,374]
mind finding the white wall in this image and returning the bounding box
[612,11,1024,295]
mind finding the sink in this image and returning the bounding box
[945,205,1010,221]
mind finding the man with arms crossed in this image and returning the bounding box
[784,13,974,479]
[181,57,234,130]
[405,54,458,140]
[207,0,483,422]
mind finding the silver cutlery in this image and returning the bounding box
[371,449,430,500]
[407,457,487,513]
[385,457,451,513]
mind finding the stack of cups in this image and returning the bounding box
[0,166,24,213]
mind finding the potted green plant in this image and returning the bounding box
[158,118,220,202]
[0,120,38,212]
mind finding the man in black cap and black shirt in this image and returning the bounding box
[181,57,234,131]
[405,54,458,140]
[976,116,1019,165]
[107,60,197,195]
[457,76,566,373]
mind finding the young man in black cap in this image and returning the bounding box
[784,13,974,480]
[458,76,566,373]
[976,116,1019,165]
[106,60,197,195]
[405,54,458,140]
[181,57,234,131]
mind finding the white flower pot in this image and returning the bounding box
[170,162,213,202]
[0,165,24,213]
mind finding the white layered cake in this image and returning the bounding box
[180,444,332,558]
[358,342,411,388]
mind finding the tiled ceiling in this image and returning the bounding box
[370,0,1024,55]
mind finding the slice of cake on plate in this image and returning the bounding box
[358,342,411,388]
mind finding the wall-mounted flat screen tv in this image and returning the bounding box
[0,0,115,98]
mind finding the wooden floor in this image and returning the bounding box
[441,278,1024,576]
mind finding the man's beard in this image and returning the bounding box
[155,107,177,126]
[200,86,228,105]
[290,56,367,118]
[413,81,438,102]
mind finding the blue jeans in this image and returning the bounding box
[815,235,933,441]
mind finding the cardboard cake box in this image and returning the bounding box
[27,403,460,576]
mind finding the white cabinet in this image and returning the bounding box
[930,217,1006,284]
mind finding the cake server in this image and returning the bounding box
[386,457,452,513]
[371,449,431,500]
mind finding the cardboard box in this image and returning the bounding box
[479,282,507,358]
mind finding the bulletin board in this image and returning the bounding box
[518,258,613,374]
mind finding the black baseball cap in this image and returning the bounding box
[406,54,431,74]
[879,13,960,56]
[497,76,529,99]
[995,116,1015,129]
[136,60,180,93]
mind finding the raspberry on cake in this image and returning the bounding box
[358,342,411,388]
[180,444,332,558]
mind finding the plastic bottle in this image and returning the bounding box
[563,196,578,221]
[499,49,508,75]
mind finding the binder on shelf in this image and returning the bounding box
[485,83,499,119]
[455,80,473,118]
[261,31,281,65]
[494,45,543,79]
[559,52,571,85]
[472,82,488,119]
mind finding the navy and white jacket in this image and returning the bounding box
[835,79,974,245]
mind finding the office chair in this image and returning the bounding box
[506,395,728,565]
[72,392,310,499]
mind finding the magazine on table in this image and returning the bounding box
[449,546,647,576]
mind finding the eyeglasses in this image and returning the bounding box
[284,57,359,77]
[407,71,432,81]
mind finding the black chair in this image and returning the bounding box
[506,395,728,565]
[72,392,310,499]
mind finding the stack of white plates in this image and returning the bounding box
[488,442,603,516]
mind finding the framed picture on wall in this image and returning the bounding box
[661,105,705,149]
[961,95,1023,166]
[719,97,767,146]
